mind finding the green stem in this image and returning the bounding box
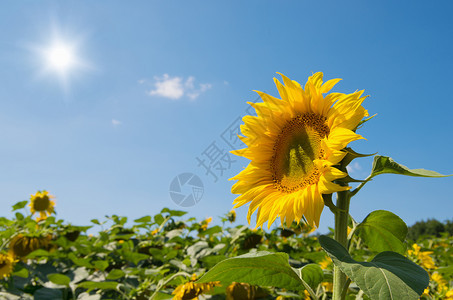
[333,190,351,300]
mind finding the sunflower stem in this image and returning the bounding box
[332,190,351,300]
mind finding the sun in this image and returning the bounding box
[45,43,75,72]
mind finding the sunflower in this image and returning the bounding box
[408,243,437,270]
[199,217,212,231]
[172,274,219,300]
[0,253,15,279]
[226,282,256,300]
[9,234,52,259]
[29,190,55,220]
[231,73,368,228]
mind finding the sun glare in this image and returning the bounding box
[45,43,75,73]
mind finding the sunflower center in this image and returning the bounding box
[33,196,50,211]
[270,113,329,193]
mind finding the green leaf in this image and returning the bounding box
[319,235,429,300]
[91,219,101,225]
[201,255,227,269]
[127,252,149,265]
[298,264,323,291]
[197,251,303,290]
[68,253,93,268]
[199,225,222,236]
[15,212,24,220]
[12,268,29,278]
[77,281,119,292]
[154,214,165,225]
[93,260,109,271]
[47,273,70,286]
[371,156,450,178]
[161,208,187,217]
[106,269,125,280]
[12,200,28,211]
[356,210,408,254]
[27,249,50,258]
[134,216,152,223]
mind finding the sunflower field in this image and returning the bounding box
[0,198,451,300]
[1,73,452,300]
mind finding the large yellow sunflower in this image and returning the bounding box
[0,253,15,279]
[231,72,368,228]
[29,190,55,220]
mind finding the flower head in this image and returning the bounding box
[231,73,368,228]
[227,210,236,223]
[172,274,219,300]
[9,234,52,259]
[408,243,437,270]
[226,282,255,300]
[200,217,212,231]
[29,190,55,220]
[0,253,15,279]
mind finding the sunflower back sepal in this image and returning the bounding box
[339,147,377,171]
[334,175,367,184]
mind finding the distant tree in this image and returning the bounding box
[445,220,453,236]
[407,218,451,241]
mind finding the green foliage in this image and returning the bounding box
[0,204,451,299]
[407,218,452,241]
[356,210,408,254]
[370,156,451,178]
[198,251,303,290]
[319,235,429,300]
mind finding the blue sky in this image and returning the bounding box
[0,1,452,233]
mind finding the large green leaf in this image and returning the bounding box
[77,281,119,292]
[294,263,324,298]
[319,236,429,300]
[12,200,28,211]
[106,269,125,280]
[47,273,70,286]
[134,216,152,223]
[161,207,187,217]
[356,210,408,254]
[371,156,450,178]
[93,260,109,271]
[299,264,323,291]
[197,251,303,290]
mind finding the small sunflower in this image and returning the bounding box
[200,217,212,231]
[227,210,236,223]
[408,243,437,270]
[231,73,368,228]
[172,274,219,300]
[0,253,15,279]
[226,282,256,300]
[29,190,56,220]
[9,234,52,259]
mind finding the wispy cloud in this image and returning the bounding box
[346,161,362,174]
[112,119,122,127]
[142,74,211,100]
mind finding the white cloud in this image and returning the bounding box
[146,74,211,100]
[112,119,122,126]
[346,161,362,174]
